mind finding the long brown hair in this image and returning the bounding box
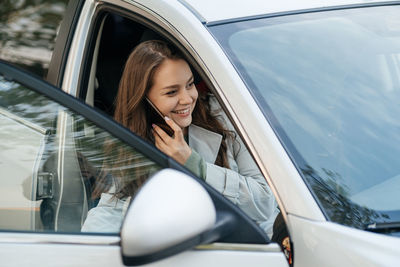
[114,40,232,168]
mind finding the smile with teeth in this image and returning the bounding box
[172,108,190,115]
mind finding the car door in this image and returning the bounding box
[0,61,288,266]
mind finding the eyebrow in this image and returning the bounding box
[161,75,194,90]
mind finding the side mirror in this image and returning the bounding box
[120,169,235,266]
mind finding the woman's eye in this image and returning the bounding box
[187,82,194,88]
[166,90,177,95]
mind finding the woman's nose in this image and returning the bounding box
[178,90,193,105]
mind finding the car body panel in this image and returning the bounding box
[181,0,393,23]
[288,214,400,266]
[0,242,124,267]
[0,233,287,267]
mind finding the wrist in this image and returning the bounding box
[181,148,192,165]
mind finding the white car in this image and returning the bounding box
[1,0,400,266]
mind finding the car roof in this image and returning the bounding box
[181,0,394,24]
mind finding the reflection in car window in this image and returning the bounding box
[211,6,400,228]
[0,0,69,78]
[0,74,160,233]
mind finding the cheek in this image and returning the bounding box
[149,95,175,115]
[191,88,199,103]
[159,101,176,115]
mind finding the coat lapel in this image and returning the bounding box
[188,124,222,164]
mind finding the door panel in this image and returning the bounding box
[0,240,287,267]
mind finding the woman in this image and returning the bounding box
[82,40,279,237]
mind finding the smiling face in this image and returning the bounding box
[147,58,198,131]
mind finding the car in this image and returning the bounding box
[1,0,400,266]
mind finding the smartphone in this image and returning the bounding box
[145,97,174,136]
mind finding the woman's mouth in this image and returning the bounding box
[172,108,190,115]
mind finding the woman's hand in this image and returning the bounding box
[152,117,192,165]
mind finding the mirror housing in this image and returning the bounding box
[121,169,233,265]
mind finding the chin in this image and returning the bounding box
[176,118,192,129]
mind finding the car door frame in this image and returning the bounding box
[47,0,86,87]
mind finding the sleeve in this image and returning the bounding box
[81,193,126,233]
[184,149,207,180]
[204,136,279,237]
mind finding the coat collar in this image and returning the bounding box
[188,124,222,164]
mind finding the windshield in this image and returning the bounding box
[211,5,400,228]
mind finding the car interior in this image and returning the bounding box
[83,13,167,115]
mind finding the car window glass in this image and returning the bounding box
[0,0,70,79]
[211,6,400,229]
[0,74,161,233]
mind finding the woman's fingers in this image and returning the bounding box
[153,129,168,151]
[153,129,175,159]
[152,121,191,165]
[152,123,171,143]
[164,116,184,140]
